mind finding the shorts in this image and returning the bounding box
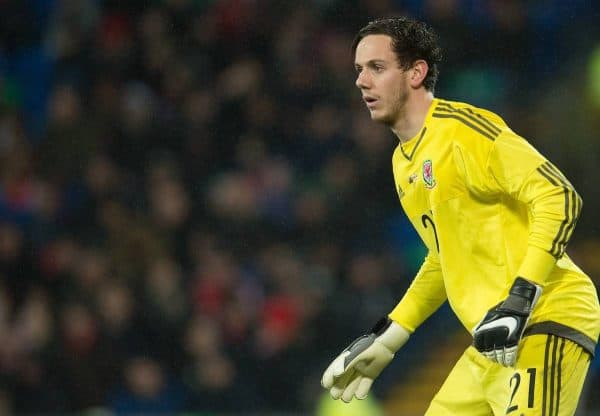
[425,334,591,415]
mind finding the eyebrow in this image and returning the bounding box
[354,59,388,68]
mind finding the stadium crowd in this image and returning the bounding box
[1,0,600,414]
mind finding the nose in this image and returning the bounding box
[355,70,370,89]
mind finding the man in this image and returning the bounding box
[321,17,600,415]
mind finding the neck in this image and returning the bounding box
[391,91,434,143]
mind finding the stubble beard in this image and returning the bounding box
[372,85,409,128]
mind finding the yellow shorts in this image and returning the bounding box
[425,335,591,415]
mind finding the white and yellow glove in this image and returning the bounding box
[321,317,410,402]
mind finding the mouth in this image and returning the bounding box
[363,96,378,108]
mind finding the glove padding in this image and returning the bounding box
[321,317,409,402]
[473,277,542,367]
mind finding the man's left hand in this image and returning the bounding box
[473,277,542,367]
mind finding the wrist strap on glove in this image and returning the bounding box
[499,277,542,315]
[372,317,410,352]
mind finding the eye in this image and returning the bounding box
[373,65,384,73]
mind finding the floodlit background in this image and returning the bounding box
[1,0,599,415]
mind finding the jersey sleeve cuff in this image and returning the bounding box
[516,245,557,286]
[388,304,420,334]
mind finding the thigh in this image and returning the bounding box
[426,347,495,416]
[486,334,591,416]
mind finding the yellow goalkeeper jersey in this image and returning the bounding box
[388,98,600,354]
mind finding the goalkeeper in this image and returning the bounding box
[322,16,600,416]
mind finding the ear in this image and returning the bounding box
[409,59,429,89]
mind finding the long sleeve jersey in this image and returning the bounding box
[388,98,600,354]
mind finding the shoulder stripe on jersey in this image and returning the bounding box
[434,102,501,138]
[542,162,581,258]
[547,163,581,257]
[464,107,502,134]
[432,112,496,141]
[537,163,569,258]
[537,163,570,258]
[435,103,501,136]
[536,162,581,258]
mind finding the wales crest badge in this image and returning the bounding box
[422,159,436,189]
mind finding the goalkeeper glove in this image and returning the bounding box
[321,317,410,402]
[473,277,542,367]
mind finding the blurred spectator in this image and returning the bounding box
[53,301,110,410]
[38,83,99,184]
[108,355,185,415]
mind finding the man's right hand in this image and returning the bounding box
[321,317,410,402]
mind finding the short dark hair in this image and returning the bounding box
[352,17,442,92]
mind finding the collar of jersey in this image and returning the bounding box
[398,98,437,161]
[399,127,426,161]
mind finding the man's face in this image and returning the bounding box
[354,34,409,126]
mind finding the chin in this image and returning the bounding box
[369,110,392,125]
[369,108,383,119]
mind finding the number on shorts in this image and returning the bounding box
[506,368,536,414]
